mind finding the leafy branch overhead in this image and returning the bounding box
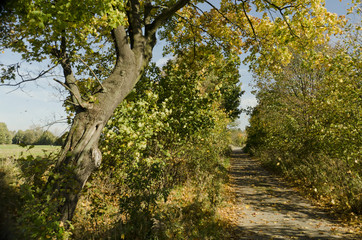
[1,0,191,109]
[2,0,350,91]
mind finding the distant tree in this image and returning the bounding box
[0,122,12,144]
[36,131,56,145]
[230,128,247,147]
[22,128,42,145]
[12,130,24,144]
[12,127,46,145]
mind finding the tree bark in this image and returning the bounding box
[55,111,105,222]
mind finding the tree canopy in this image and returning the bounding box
[1,0,349,88]
[0,122,12,144]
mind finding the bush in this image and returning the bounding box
[71,60,234,239]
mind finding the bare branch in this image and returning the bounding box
[3,84,21,94]
[0,64,57,87]
[61,71,90,109]
[53,78,92,109]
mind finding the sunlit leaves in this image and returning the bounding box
[3,0,126,64]
[157,0,350,91]
[93,58,233,237]
[243,0,345,75]
[246,16,361,213]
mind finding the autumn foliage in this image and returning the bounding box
[1,0,361,238]
[246,17,362,216]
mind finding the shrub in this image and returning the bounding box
[71,61,234,239]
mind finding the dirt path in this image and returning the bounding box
[229,146,360,240]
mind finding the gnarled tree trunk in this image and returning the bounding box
[54,111,107,222]
[54,43,145,222]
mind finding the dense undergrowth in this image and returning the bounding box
[245,28,361,219]
[70,60,238,239]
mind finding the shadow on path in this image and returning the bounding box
[229,147,360,240]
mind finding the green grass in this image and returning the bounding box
[0,144,60,158]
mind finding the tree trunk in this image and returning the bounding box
[54,111,105,222]
[53,51,144,223]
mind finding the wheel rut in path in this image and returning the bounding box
[229,146,360,240]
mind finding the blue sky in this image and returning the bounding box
[0,0,353,135]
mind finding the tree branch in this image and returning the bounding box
[144,0,153,25]
[111,26,134,62]
[262,0,298,38]
[146,0,190,38]
[127,0,144,50]
[75,55,106,92]
[0,64,57,87]
[53,78,85,108]
[241,0,258,41]
[58,38,92,109]
[204,0,244,33]
[174,12,225,50]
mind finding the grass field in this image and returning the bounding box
[0,144,60,158]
